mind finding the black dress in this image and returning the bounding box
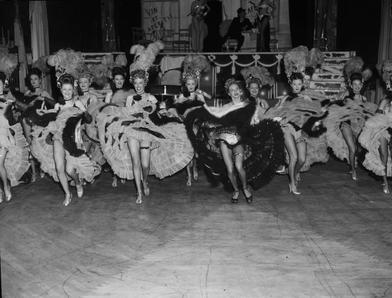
[182,100,285,189]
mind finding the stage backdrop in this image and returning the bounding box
[242,0,291,49]
[142,0,180,40]
[143,0,242,34]
[141,0,291,50]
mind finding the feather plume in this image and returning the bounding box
[343,56,364,80]
[182,54,210,80]
[0,52,18,77]
[129,41,164,74]
[308,48,324,68]
[284,46,309,78]
[47,49,84,79]
[32,56,51,74]
[241,66,275,87]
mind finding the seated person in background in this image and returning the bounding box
[224,8,253,51]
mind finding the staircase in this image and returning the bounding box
[309,51,355,99]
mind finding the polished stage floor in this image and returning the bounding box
[1,159,392,298]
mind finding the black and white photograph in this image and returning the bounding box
[0,0,392,297]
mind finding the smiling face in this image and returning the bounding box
[79,77,91,93]
[133,77,146,94]
[248,82,260,98]
[61,83,74,100]
[228,83,243,101]
[351,79,363,94]
[185,78,197,92]
[290,79,303,94]
[30,74,41,90]
[114,74,125,89]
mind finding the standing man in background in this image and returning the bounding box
[255,1,272,52]
[223,8,253,52]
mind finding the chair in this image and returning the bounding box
[160,29,175,52]
[223,38,238,52]
[173,29,191,52]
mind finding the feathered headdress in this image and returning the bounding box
[86,53,128,88]
[382,60,392,90]
[308,48,324,69]
[284,46,324,80]
[284,46,309,79]
[32,56,51,75]
[241,66,275,87]
[0,52,18,78]
[343,56,373,84]
[343,56,364,80]
[129,40,164,81]
[182,54,210,81]
[47,48,84,79]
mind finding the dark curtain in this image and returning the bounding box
[204,0,223,51]
[288,0,315,48]
[115,0,142,51]
[337,0,381,65]
[47,0,101,52]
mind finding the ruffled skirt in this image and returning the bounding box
[31,108,101,182]
[185,106,285,189]
[1,123,30,186]
[359,113,392,176]
[97,106,194,180]
[324,101,376,162]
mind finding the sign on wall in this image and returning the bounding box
[142,0,179,40]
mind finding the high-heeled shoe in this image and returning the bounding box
[143,181,150,196]
[289,184,301,195]
[112,177,118,188]
[4,188,12,202]
[350,170,358,181]
[231,190,240,204]
[243,187,253,204]
[193,170,199,181]
[120,179,126,184]
[76,184,83,198]
[136,193,143,204]
[63,193,72,206]
[276,166,287,175]
[382,183,390,194]
[186,176,192,187]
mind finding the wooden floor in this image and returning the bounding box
[1,159,392,298]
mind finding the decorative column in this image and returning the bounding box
[314,0,337,50]
[101,0,116,51]
[277,0,291,49]
[13,0,27,91]
[377,0,392,99]
[29,0,51,94]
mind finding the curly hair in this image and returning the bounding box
[182,71,199,83]
[289,72,304,83]
[349,72,363,84]
[246,77,262,89]
[130,69,148,84]
[225,78,246,100]
[58,73,75,87]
